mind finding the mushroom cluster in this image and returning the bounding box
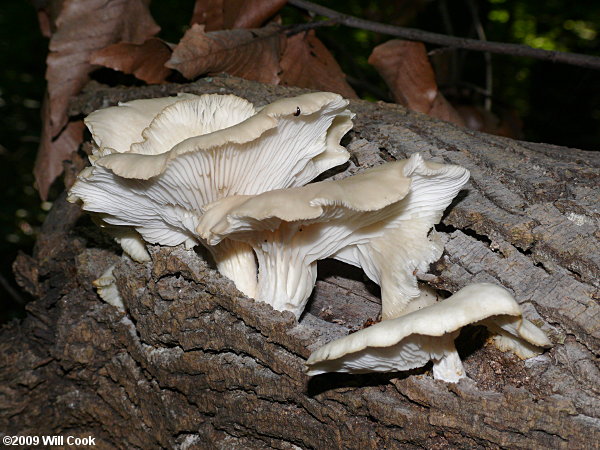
[69,91,551,383]
[69,92,353,298]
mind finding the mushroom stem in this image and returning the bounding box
[428,332,466,383]
[209,240,258,299]
[254,226,317,317]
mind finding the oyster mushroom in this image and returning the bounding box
[92,265,124,310]
[68,92,353,297]
[306,283,552,383]
[197,153,468,318]
[332,152,470,319]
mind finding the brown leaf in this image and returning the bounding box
[36,0,160,198]
[429,95,465,126]
[191,0,287,31]
[90,38,173,84]
[45,0,159,137]
[280,31,357,99]
[36,8,52,38]
[454,105,522,139]
[35,98,84,200]
[166,23,283,83]
[369,40,464,126]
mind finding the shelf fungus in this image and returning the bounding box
[197,154,468,319]
[306,283,552,383]
[68,92,353,297]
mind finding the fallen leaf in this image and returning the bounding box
[35,8,52,38]
[91,38,173,84]
[36,0,160,199]
[280,31,357,99]
[166,23,284,83]
[455,105,522,139]
[369,39,464,126]
[191,0,287,30]
[35,96,85,200]
[45,0,159,137]
[430,95,465,126]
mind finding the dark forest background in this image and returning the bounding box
[1,0,599,323]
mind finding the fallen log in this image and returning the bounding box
[3,75,599,448]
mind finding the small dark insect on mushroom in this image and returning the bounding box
[294,107,301,116]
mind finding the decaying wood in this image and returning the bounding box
[3,76,599,448]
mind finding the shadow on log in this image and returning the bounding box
[3,76,599,448]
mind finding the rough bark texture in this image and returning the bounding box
[3,76,599,449]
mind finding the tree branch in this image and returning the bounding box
[288,0,600,70]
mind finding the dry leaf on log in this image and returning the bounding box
[166,23,284,83]
[35,0,160,199]
[35,96,84,198]
[90,38,173,84]
[369,40,464,126]
[280,31,357,99]
[191,0,287,30]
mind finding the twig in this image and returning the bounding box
[284,20,336,37]
[438,0,458,87]
[467,0,493,111]
[287,0,600,70]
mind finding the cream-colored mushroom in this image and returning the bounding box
[306,283,551,383]
[197,160,413,317]
[332,153,470,319]
[197,153,468,318]
[93,265,124,311]
[68,92,353,297]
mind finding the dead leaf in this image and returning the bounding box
[90,38,173,84]
[36,8,52,38]
[35,96,85,200]
[280,31,357,99]
[166,23,284,83]
[455,105,522,139]
[369,40,464,126]
[36,0,160,199]
[191,0,287,30]
[45,0,159,137]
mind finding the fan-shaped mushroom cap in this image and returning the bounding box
[483,314,552,359]
[197,160,415,317]
[95,92,352,182]
[85,93,201,156]
[306,283,551,383]
[198,153,467,318]
[93,265,124,310]
[69,92,353,297]
[332,153,470,319]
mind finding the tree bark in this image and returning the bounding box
[3,75,599,449]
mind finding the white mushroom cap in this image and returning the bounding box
[483,315,552,359]
[101,223,151,263]
[197,161,414,317]
[306,283,551,383]
[93,264,124,311]
[69,92,353,297]
[85,93,201,156]
[197,154,467,318]
[332,153,470,319]
[95,92,352,183]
